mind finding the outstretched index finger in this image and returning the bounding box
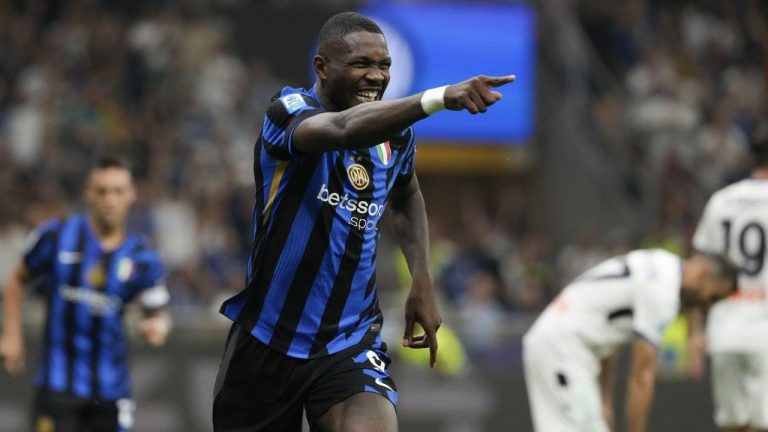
[482,74,516,88]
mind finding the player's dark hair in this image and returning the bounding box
[699,252,740,293]
[94,155,133,173]
[750,125,768,167]
[317,12,383,57]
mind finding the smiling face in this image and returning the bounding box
[314,31,391,111]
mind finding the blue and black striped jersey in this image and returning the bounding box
[24,214,168,400]
[220,85,416,358]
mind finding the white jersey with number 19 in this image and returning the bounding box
[693,178,768,353]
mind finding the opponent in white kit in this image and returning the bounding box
[693,131,768,432]
[523,249,737,432]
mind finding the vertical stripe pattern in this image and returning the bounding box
[64,224,87,394]
[24,214,167,400]
[220,86,417,359]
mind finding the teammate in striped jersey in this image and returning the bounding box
[692,130,768,432]
[212,11,516,432]
[523,250,737,432]
[0,157,171,432]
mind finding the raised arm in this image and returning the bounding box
[388,174,442,368]
[293,75,516,153]
[0,262,30,375]
[625,337,658,432]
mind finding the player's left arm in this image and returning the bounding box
[625,336,658,432]
[599,348,620,430]
[138,307,172,347]
[134,255,172,347]
[389,173,442,368]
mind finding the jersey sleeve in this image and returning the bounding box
[692,192,723,254]
[261,92,324,160]
[130,250,170,310]
[393,128,416,189]
[632,272,677,348]
[22,219,62,279]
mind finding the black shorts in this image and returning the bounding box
[212,322,398,432]
[32,389,134,432]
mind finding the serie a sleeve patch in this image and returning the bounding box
[280,93,308,114]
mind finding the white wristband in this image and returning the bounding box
[420,85,448,115]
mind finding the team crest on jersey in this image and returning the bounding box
[35,415,54,432]
[347,163,370,190]
[117,258,134,282]
[280,93,307,114]
[87,264,107,290]
[375,141,392,165]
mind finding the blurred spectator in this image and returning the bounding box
[149,181,200,270]
[693,98,750,191]
[580,0,766,262]
[554,227,609,287]
[456,269,507,353]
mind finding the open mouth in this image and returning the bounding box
[355,89,380,103]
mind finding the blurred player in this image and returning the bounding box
[0,156,171,432]
[523,249,737,432]
[692,129,768,432]
[212,11,516,432]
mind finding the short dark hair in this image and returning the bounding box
[94,155,133,173]
[699,252,740,293]
[317,12,383,57]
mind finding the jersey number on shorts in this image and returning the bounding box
[722,220,766,276]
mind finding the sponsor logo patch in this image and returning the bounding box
[60,285,123,316]
[316,184,385,231]
[279,93,307,114]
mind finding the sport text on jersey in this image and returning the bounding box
[316,184,385,231]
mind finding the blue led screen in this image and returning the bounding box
[359,2,537,144]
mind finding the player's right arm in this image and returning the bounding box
[0,261,30,375]
[625,336,658,432]
[1,219,61,375]
[292,75,516,153]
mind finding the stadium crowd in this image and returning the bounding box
[0,0,765,361]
